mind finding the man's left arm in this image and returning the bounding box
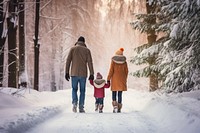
[65,49,73,76]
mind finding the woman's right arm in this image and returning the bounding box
[107,61,114,81]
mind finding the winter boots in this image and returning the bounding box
[79,105,85,113]
[72,104,85,113]
[72,104,77,113]
[112,101,118,113]
[79,108,85,113]
[112,101,122,113]
[99,104,104,113]
[117,103,122,113]
[95,104,104,113]
[95,104,99,112]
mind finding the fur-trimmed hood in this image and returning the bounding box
[112,55,126,64]
[75,41,87,47]
[93,79,106,88]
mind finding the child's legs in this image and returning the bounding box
[95,98,104,104]
[99,98,104,105]
[99,98,104,111]
[95,98,100,104]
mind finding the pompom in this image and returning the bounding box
[115,48,124,55]
[120,48,124,51]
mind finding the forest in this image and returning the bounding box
[0,0,200,93]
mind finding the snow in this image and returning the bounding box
[197,0,200,6]
[19,71,28,84]
[185,0,190,6]
[148,0,154,6]
[0,87,200,133]
[170,23,179,39]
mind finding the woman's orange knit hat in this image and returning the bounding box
[115,48,124,55]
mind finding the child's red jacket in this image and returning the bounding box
[89,79,110,98]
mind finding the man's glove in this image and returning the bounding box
[65,73,70,81]
[88,75,94,80]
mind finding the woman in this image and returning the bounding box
[107,48,128,113]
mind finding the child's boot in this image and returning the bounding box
[99,104,104,113]
[95,104,99,112]
[112,101,118,113]
[117,103,122,113]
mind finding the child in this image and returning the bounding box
[107,48,128,113]
[89,72,110,113]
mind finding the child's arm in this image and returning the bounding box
[89,79,94,86]
[104,81,110,88]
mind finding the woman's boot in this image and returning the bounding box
[117,103,122,113]
[112,101,118,113]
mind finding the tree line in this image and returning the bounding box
[1,0,199,93]
[0,0,40,90]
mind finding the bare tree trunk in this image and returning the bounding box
[50,0,56,92]
[18,0,27,88]
[59,46,64,90]
[7,0,18,88]
[34,0,40,91]
[146,0,158,91]
[51,42,56,91]
[0,0,5,87]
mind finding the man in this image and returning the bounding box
[65,36,94,113]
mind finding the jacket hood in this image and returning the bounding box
[75,41,87,47]
[112,55,126,64]
[94,79,106,88]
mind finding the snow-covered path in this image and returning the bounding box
[1,88,200,133]
[26,110,158,133]
[25,88,160,133]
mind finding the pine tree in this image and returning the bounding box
[130,0,169,91]
[157,0,200,92]
[131,0,200,92]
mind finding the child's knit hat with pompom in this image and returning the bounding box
[96,72,103,79]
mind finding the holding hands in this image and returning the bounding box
[89,75,94,80]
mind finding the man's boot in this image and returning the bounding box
[117,103,122,113]
[79,105,85,113]
[99,104,104,113]
[72,104,77,113]
[112,101,118,113]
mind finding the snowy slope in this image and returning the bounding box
[0,87,200,133]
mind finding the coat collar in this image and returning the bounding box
[112,55,126,64]
[75,41,87,47]
[94,79,106,88]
